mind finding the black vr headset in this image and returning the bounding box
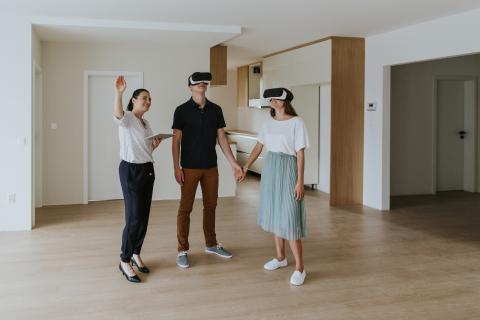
[263,88,294,102]
[188,72,212,85]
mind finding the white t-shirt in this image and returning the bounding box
[257,116,310,156]
[113,111,154,163]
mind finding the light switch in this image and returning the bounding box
[367,102,377,111]
[7,193,15,203]
[50,123,58,130]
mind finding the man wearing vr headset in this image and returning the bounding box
[171,72,243,269]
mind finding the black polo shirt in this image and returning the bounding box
[172,98,226,169]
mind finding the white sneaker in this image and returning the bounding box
[263,258,288,271]
[290,270,307,286]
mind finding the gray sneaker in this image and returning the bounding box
[177,251,190,268]
[205,243,233,259]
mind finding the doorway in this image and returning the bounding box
[390,54,480,210]
[434,78,478,193]
[32,62,43,227]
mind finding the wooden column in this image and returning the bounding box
[236,65,249,107]
[210,45,227,85]
[330,37,365,206]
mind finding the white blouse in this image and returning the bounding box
[113,111,154,163]
[257,116,310,156]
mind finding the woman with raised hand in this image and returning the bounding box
[242,87,310,286]
[114,76,162,283]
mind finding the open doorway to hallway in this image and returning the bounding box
[390,53,480,208]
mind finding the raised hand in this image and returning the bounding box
[115,76,127,94]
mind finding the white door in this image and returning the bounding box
[290,84,319,186]
[87,73,143,201]
[436,79,477,192]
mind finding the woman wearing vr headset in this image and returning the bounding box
[114,76,162,283]
[242,87,310,286]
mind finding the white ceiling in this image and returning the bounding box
[33,19,241,48]
[3,0,480,67]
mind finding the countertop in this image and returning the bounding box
[226,129,257,137]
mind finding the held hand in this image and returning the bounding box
[152,137,162,149]
[232,164,243,182]
[174,167,184,186]
[115,76,127,94]
[240,166,249,182]
[294,182,305,201]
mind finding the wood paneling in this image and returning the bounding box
[210,45,227,85]
[237,65,249,107]
[330,37,365,206]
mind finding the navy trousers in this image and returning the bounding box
[119,160,155,263]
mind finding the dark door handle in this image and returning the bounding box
[458,130,467,139]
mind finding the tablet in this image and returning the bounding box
[145,133,174,140]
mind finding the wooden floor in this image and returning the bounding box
[2,176,480,319]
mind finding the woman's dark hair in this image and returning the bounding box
[127,89,150,111]
[270,100,298,118]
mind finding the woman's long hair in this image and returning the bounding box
[127,89,150,111]
[270,100,298,118]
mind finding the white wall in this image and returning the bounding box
[391,55,480,196]
[365,8,480,210]
[0,16,32,231]
[42,42,212,205]
[208,70,238,129]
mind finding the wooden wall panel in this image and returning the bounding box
[330,37,365,206]
[210,45,227,85]
[237,65,249,107]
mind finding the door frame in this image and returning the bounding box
[432,75,478,194]
[83,71,144,204]
[32,60,43,226]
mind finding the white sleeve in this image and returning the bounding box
[294,118,310,152]
[113,111,132,127]
[256,121,268,145]
[145,120,154,137]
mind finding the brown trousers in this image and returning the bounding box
[177,167,218,251]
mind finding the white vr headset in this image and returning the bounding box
[189,77,211,85]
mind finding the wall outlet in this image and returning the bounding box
[7,193,16,203]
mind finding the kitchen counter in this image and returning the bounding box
[226,129,257,137]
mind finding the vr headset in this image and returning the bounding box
[263,88,294,102]
[188,72,212,85]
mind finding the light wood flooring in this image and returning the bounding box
[1,175,480,319]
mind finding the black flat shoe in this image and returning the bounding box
[131,257,150,273]
[119,263,141,283]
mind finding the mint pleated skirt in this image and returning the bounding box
[258,151,307,240]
